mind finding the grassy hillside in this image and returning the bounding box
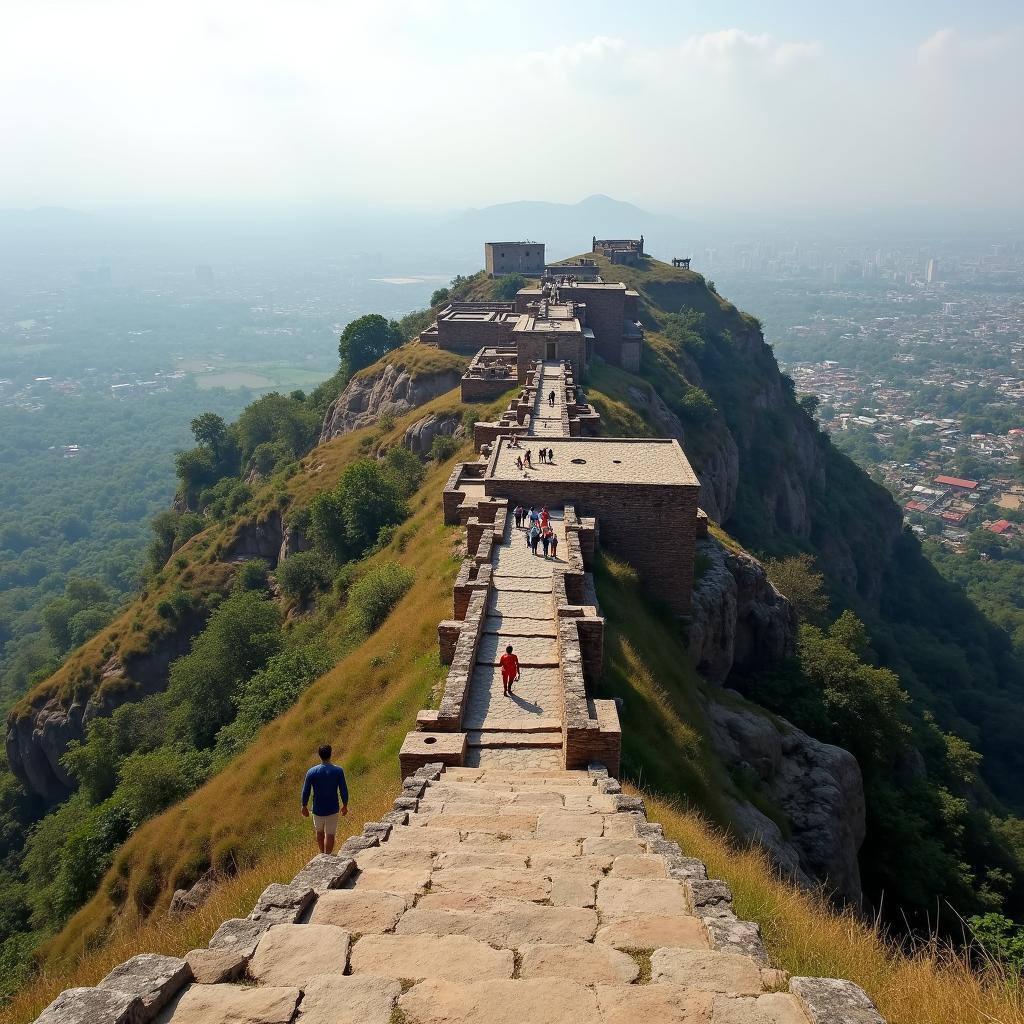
[6,257,1024,1018]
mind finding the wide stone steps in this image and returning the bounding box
[41,765,882,1024]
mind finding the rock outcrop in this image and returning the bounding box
[705,695,866,904]
[403,413,465,455]
[688,538,797,685]
[321,363,462,441]
[6,620,202,802]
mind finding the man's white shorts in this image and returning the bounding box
[312,812,339,836]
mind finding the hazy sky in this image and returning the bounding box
[2,0,1022,219]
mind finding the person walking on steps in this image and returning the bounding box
[530,525,541,556]
[500,644,521,696]
[301,744,348,854]
[524,449,532,468]
[549,531,559,559]
[540,506,550,530]
[549,390,556,407]
[513,505,524,529]
[541,527,552,558]
[530,507,540,529]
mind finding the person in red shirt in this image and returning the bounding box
[540,506,550,529]
[499,644,521,696]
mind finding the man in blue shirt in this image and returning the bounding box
[301,744,349,854]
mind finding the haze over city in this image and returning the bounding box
[2,0,1023,226]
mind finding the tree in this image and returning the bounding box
[799,394,820,419]
[430,286,450,307]
[765,553,829,623]
[307,459,408,563]
[166,591,281,748]
[190,412,228,456]
[338,314,402,377]
[493,274,525,301]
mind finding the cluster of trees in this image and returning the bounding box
[758,555,1024,931]
[0,385,250,709]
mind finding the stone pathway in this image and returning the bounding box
[529,360,564,438]
[464,510,567,768]
[106,765,862,1024]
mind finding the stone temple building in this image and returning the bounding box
[484,241,546,277]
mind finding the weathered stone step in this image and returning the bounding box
[395,899,599,946]
[477,633,559,666]
[467,731,563,749]
[490,577,554,593]
[483,615,558,637]
[488,591,554,618]
[458,716,563,733]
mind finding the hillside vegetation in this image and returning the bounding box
[4,257,1024,1021]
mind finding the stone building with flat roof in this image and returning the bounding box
[484,241,546,277]
[481,435,701,614]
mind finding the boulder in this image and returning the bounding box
[97,954,191,1017]
[688,538,797,685]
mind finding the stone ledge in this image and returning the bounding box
[35,987,144,1024]
[208,917,269,958]
[704,915,769,965]
[790,976,886,1024]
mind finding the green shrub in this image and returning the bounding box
[430,434,459,462]
[348,563,415,633]
[276,551,333,602]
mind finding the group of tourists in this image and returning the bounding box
[514,447,555,471]
[512,504,559,559]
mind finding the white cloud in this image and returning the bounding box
[680,29,821,74]
[916,26,1019,67]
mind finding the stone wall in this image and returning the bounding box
[485,479,698,615]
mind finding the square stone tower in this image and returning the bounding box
[485,242,546,277]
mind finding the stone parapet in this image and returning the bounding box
[438,588,488,729]
[453,560,491,620]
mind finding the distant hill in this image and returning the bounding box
[444,194,691,263]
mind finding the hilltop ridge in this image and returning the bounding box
[4,250,1024,1022]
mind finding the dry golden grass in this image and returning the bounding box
[644,793,1024,1024]
[354,341,466,380]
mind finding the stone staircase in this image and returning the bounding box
[463,511,567,769]
[40,762,884,1024]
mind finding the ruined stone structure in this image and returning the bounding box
[592,235,645,265]
[672,257,692,270]
[485,240,546,277]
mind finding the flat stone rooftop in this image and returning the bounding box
[484,436,699,487]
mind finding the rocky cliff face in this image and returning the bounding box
[688,537,797,685]
[6,620,201,801]
[320,363,462,442]
[403,412,465,455]
[705,695,867,904]
[7,512,309,801]
[683,536,864,902]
